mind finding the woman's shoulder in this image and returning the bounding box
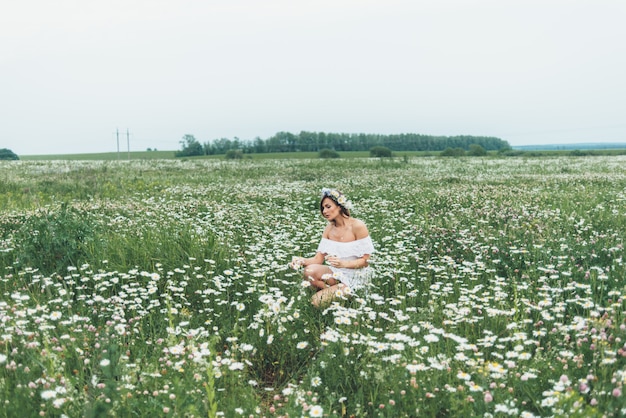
[350,218,369,239]
[350,218,367,228]
[322,223,333,239]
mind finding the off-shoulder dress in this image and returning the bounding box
[316,236,375,292]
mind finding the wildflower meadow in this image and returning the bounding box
[0,156,625,417]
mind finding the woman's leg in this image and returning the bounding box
[311,283,350,308]
[303,264,338,289]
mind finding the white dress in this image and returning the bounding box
[316,236,375,292]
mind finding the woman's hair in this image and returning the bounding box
[320,188,351,218]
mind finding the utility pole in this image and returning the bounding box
[114,128,131,160]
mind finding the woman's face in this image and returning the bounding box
[321,197,342,221]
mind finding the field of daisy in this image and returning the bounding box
[1,156,625,417]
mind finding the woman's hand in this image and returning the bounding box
[325,255,342,268]
[289,256,305,270]
[326,256,367,269]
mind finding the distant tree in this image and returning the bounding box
[440,147,466,157]
[175,134,203,157]
[468,144,487,156]
[369,146,393,158]
[319,148,340,159]
[211,138,233,155]
[253,137,266,153]
[0,148,19,160]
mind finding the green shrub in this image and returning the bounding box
[225,149,244,159]
[440,147,466,157]
[468,144,487,156]
[369,146,393,158]
[0,148,19,160]
[318,148,340,159]
[570,149,591,156]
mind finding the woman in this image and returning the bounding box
[291,188,375,307]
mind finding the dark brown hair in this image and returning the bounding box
[320,196,350,219]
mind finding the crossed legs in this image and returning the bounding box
[303,264,350,307]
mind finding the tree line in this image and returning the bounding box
[176,131,510,157]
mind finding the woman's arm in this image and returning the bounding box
[290,252,325,269]
[326,253,370,269]
[290,225,332,269]
[302,252,325,267]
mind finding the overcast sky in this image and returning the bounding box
[2,0,625,155]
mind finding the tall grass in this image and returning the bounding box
[1,156,625,417]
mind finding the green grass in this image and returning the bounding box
[20,150,379,160]
[1,156,626,417]
[19,147,626,161]
[21,150,178,160]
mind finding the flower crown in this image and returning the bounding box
[321,188,353,210]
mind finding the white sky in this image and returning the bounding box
[2,0,625,155]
